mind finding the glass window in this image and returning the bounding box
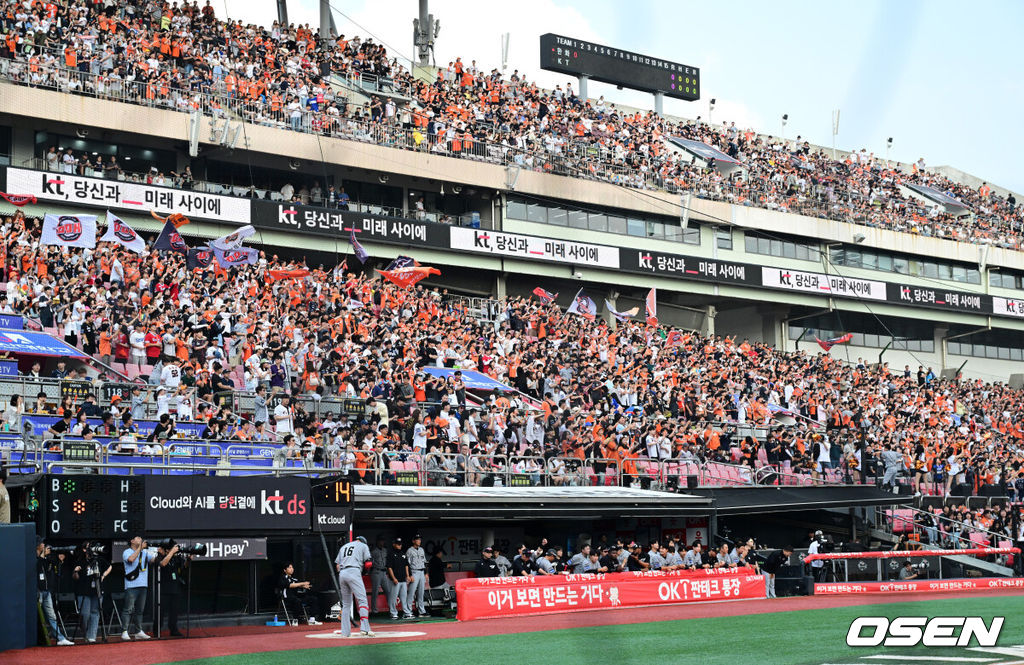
[758,236,771,254]
[607,215,627,234]
[832,247,846,264]
[548,207,568,226]
[627,218,645,237]
[681,226,700,245]
[861,252,878,270]
[986,345,998,359]
[770,239,783,256]
[507,200,528,220]
[863,333,879,348]
[1011,347,1023,361]
[922,340,934,353]
[796,244,810,261]
[789,325,802,340]
[846,250,861,268]
[948,342,960,356]
[782,242,796,259]
[966,268,981,285]
[877,254,893,272]
[664,225,683,242]
[526,203,547,223]
[716,228,732,250]
[894,257,909,274]
[952,266,966,283]
[849,332,864,347]
[991,272,1006,288]
[567,209,588,229]
[998,346,1011,360]
[922,262,939,278]
[646,221,665,239]
[745,234,757,253]
[589,214,608,233]
[937,263,953,280]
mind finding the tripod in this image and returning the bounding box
[71,570,108,643]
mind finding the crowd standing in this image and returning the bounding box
[0,1,1022,248]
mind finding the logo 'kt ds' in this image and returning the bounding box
[260,490,306,516]
[847,616,1003,647]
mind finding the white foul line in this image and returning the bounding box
[862,656,998,662]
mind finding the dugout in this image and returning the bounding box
[11,474,902,625]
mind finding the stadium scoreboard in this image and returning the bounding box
[45,475,144,540]
[540,33,699,101]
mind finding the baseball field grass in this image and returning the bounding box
[158,596,1024,665]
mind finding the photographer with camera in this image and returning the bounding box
[122,535,157,641]
[898,559,922,580]
[72,541,111,644]
[155,541,190,637]
[276,562,321,625]
[807,530,828,583]
[36,537,73,646]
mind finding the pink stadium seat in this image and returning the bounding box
[999,540,1014,565]
[886,509,915,533]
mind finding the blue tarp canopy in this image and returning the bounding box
[421,367,516,392]
[903,183,972,216]
[668,136,743,168]
[0,329,88,358]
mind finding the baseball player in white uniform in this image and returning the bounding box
[334,536,375,638]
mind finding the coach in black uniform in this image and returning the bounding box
[474,546,500,577]
[761,546,793,599]
[385,537,412,619]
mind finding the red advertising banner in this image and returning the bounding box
[803,547,1019,563]
[456,570,765,621]
[815,577,1024,595]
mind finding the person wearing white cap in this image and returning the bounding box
[334,536,375,638]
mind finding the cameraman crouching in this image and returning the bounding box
[73,541,111,644]
[36,537,73,646]
[898,559,921,580]
[156,542,189,637]
[276,562,321,625]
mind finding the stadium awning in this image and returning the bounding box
[421,367,516,392]
[352,485,712,520]
[0,329,88,358]
[901,183,972,217]
[666,136,744,174]
[687,485,905,515]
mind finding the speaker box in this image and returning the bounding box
[686,475,698,489]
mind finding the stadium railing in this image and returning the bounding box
[882,505,1014,553]
[5,51,1020,250]
[18,157,481,227]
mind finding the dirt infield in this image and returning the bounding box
[6,587,1019,665]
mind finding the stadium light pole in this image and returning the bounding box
[708,98,716,126]
[781,114,788,142]
[886,137,893,164]
[831,109,840,160]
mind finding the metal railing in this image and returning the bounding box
[881,505,1016,553]
[19,157,483,227]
